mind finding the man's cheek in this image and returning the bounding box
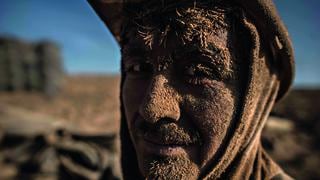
[184,88,235,137]
[123,82,146,111]
[122,87,135,118]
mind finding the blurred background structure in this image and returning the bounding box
[0,0,319,179]
[0,37,64,96]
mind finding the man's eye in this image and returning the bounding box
[184,64,213,78]
[183,63,215,85]
[132,64,142,72]
[185,66,196,76]
[126,62,153,77]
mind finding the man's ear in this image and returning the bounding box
[87,0,125,42]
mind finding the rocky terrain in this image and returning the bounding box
[0,75,121,180]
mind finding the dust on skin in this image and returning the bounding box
[121,3,246,179]
[147,155,199,180]
[127,3,237,78]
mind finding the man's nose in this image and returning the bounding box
[139,74,180,123]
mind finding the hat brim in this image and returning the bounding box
[87,0,125,42]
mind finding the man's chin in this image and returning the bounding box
[142,155,200,180]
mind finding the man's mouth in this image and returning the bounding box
[136,122,201,156]
[142,138,192,156]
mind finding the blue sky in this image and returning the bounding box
[0,0,319,86]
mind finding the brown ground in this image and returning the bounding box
[264,89,320,179]
[0,75,319,179]
[0,75,120,135]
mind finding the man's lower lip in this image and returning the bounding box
[142,140,188,156]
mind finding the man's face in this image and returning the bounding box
[122,17,243,179]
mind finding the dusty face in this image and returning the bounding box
[122,7,244,179]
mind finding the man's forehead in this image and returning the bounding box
[122,2,234,56]
[122,36,229,60]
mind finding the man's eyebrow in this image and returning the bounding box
[173,44,227,61]
[173,43,233,79]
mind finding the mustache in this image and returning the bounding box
[136,119,201,146]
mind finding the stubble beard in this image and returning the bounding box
[145,155,200,180]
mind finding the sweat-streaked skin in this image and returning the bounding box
[121,10,245,179]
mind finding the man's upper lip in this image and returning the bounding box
[144,138,183,146]
[134,120,200,146]
[143,136,192,146]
